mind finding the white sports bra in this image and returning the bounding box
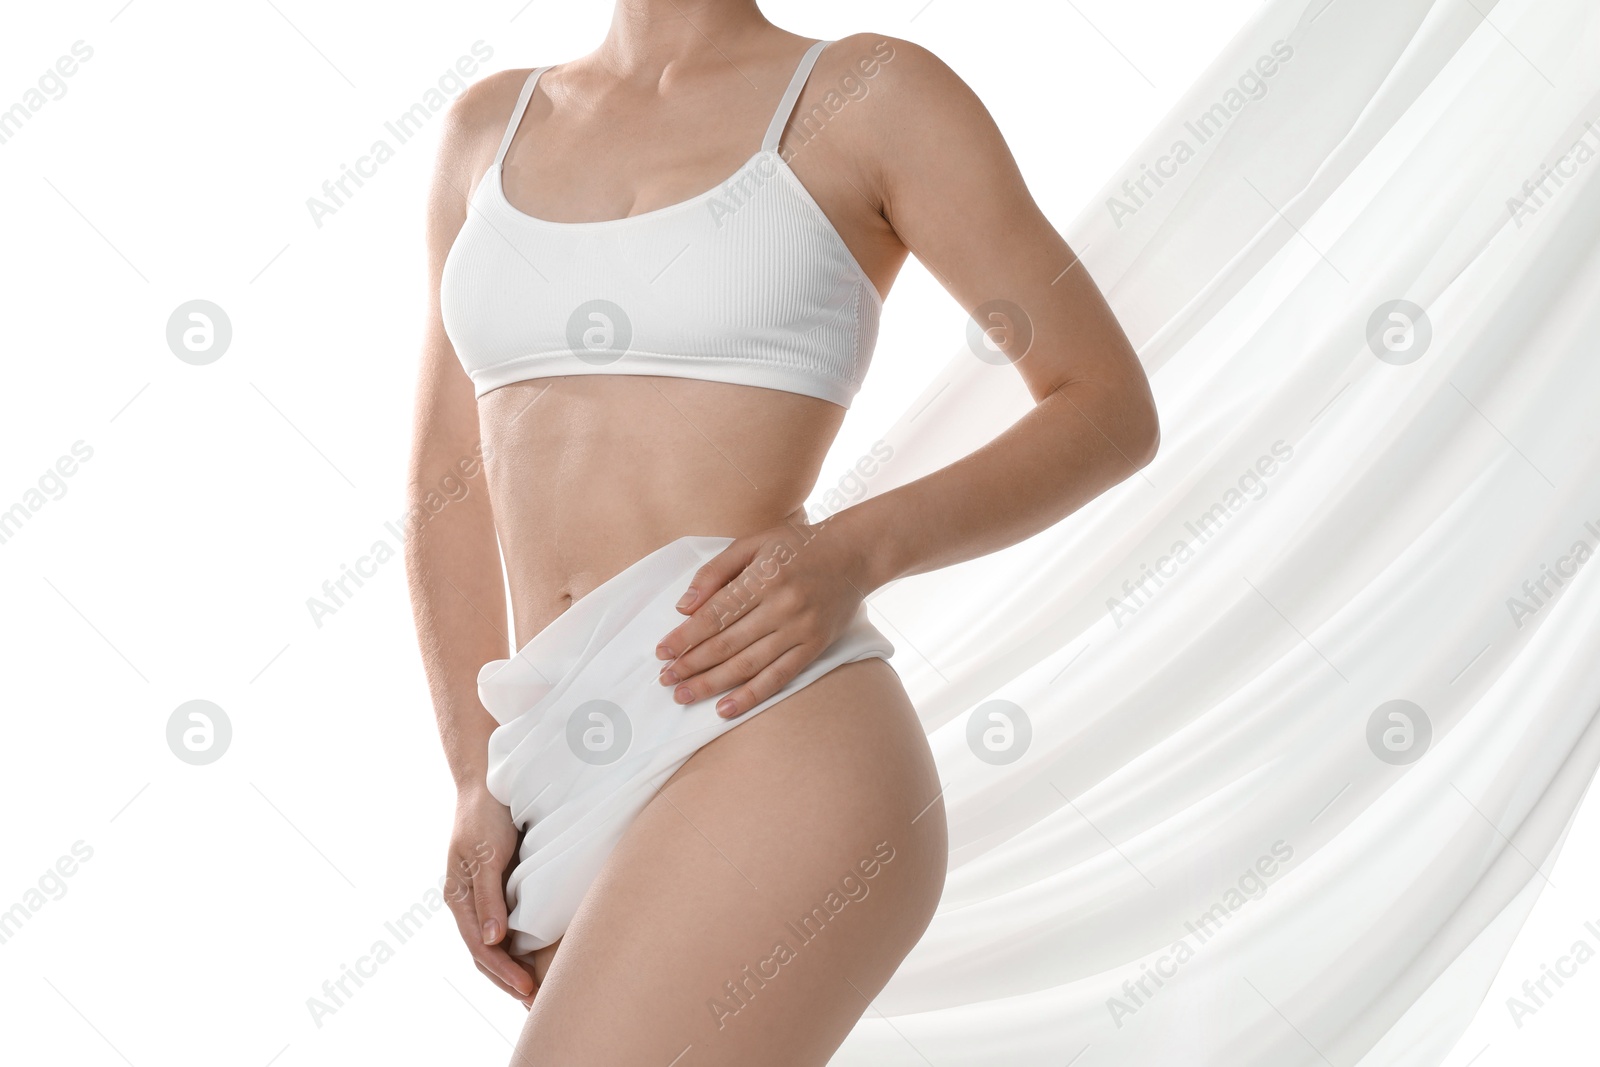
[440,39,883,409]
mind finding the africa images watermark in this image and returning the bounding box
[688,439,894,633]
[306,41,494,228]
[1106,839,1296,1029]
[305,442,491,628]
[1507,119,1599,229]
[1504,517,1600,630]
[0,841,95,948]
[1107,440,1296,627]
[305,842,492,1027]
[1106,40,1296,229]
[0,40,94,148]
[1504,915,1600,1029]
[706,38,896,228]
[0,440,94,548]
[705,841,897,1030]
[805,439,894,524]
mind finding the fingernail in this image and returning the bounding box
[675,686,694,704]
[659,669,678,685]
[675,589,696,611]
[717,698,737,717]
[656,644,674,660]
[482,919,501,944]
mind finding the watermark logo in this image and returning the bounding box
[565,299,632,366]
[1366,299,1431,365]
[166,700,232,765]
[966,700,1032,765]
[166,300,232,365]
[965,299,1034,366]
[1365,699,1430,765]
[566,699,632,765]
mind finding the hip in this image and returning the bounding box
[478,534,899,813]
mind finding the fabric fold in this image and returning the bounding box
[824,0,1600,1062]
[480,534,895,954]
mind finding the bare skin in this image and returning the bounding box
[406,2,1158,1062]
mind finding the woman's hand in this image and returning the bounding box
[655,517,875,718]
[445,786,536,1005]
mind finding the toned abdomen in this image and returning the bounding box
[478,374,847,645]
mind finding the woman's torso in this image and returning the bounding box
[450,35,906,644]
[479,375,844,643]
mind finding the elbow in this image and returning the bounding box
[1051,369,1160,474]
[1086,381,1159,474]
[1128,399,1161,471]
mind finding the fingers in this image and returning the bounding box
[658,611,769,697]
[669,541,758,619]
[670,632,805,717]
[658,591,758,667]
[472,856,510,948]
[713,643,814,718]
[446,872,534,998]
[658,536,797,660]
[475,959,535,1007]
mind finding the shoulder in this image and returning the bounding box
[802,34,1008,202]
[806,35,996,159]
[441,67,534,154]
[815,34,977,112]
[425,67,541,230]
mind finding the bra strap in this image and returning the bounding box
[494,66,550,167]
[761,40,832,154]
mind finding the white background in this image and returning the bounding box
[0,1,1595,1063]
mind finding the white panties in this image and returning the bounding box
[479,534,895,955]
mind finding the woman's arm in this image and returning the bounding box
[829,35,1160,586]
[660,36,1158,714]
[405,71,536,1003]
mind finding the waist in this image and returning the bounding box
[478,532,894,728]
[479,375,842,644]
[511,520,797,644]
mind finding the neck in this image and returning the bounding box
[599,0,771,74]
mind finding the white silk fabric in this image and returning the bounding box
[479,535,892,955]
[833,0,1600,1063]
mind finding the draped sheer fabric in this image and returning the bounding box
[832,1,1600,1062]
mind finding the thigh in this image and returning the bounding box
[509,658,948,1066]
